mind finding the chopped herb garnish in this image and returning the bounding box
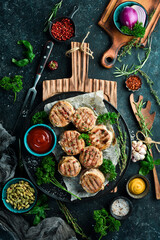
[97,112,118,125]
[79,133,91,146]
[32,111,48,125]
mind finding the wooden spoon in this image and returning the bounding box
[130,93,160,200]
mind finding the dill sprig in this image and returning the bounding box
[114,38,152,77]
[57,201,89,239]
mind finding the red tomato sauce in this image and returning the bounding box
[27,126,54,154]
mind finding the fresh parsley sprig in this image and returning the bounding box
[0,75,23,101]
[44,0,63,32]
[79,133,91,146]
[93,208,121,240]
[32,111,48,125]
[99,159,117,181]
[36,155,81,200]
[27,194,49,225]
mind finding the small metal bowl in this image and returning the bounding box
[125,75,142,92]
[113,1,148,36]
[2,178,37,214]
[24,124,57,157]
[110,196,133,220]
[126,174,150,199]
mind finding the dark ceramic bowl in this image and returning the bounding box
[2,178,37,214]
[113,1,148,36]
[126,174,150,199]
[110,196,133,220]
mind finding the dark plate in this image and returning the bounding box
[22,92,131,202]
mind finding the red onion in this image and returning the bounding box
[131,5,146,26]
[119,6,138,29]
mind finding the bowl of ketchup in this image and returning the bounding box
[24,124,57,156]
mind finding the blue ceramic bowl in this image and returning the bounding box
[2,178,37,213]
[24,124,57,157]
[113,1,148,36]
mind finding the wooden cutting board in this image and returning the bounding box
[43,42,117,108]
[43,41,118,192]
[98,0,160,68]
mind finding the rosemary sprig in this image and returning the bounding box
[114,38,152,77]
[57,201,89,239]
[138,70,160,106]
[134,100,152,137]
[44,0,63,32]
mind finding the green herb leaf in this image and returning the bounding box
[32,111,48,125]
[12,40,35,67]
[99,159,117,181]
[12,58,29,67]
[93,209,121,240]
[79,133,91,146]
[139,166,150,176]
[154,159,160,165]
[97,112,118,125]
[0,75,23,101]
[27,194,49,225]
[121,21,146,38]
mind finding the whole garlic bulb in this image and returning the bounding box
[132,141,147,162]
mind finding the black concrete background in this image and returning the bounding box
[0,0,160,239]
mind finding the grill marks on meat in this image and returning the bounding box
[79,146,103,168]
[49,101,74,127]
[58,156,81,177]
[72,107,97,132]
[80,169,105,193]
[60,130,85,155]
[89,125,113,150]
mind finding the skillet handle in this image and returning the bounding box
[69,5,79,19]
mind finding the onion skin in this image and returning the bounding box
[119,6,138,29]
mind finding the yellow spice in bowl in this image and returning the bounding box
[128,178,146,195]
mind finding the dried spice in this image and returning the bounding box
[51,18,74,41]
[125,75,142,91]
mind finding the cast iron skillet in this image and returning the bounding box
[22,92,131,202]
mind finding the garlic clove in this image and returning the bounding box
[139,148,146,155]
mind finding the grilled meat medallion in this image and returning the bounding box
[79,146,103,168]
[58,156,81,177]
[89,125,113,150]
[72,107,97,132]
[80,169,105,193]
[60,130,85,155]
[49,101,74,127]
